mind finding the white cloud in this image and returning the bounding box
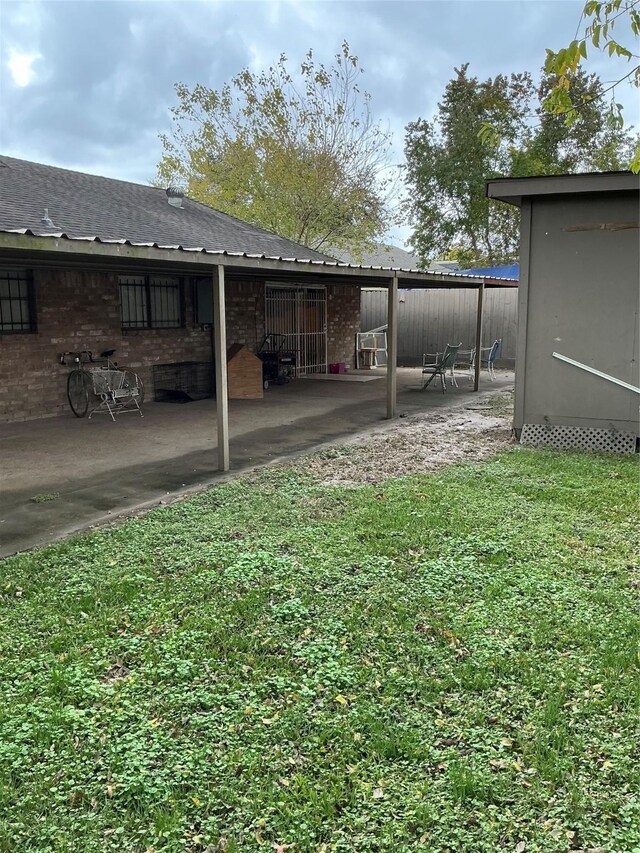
[7,49,41,87]
[1,0,637,198]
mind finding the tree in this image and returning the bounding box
[156,42,397,254]
[404,65,534,267]
[404,64,634,267]
[543,0,640,171]
[526,67,636,172]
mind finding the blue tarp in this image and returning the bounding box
[457,263,519,280]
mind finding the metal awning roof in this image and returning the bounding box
[0,229,517,288]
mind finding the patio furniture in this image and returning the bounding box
[356,327,388,369]
[480,338,502,380]
[450,348,475,387]
[89,365,144,420]
[422,343,462,392]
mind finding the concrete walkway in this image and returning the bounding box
[0,368,514,557]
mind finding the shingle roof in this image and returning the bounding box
[329,243,420,268]
[0,155,334,262]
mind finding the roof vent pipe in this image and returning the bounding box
[41,208,55,228]
[166,186,185,208]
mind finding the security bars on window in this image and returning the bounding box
[265,284,327,375]
[0,269,35,333]
[119,275,182,329]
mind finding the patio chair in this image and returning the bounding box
[480,338,502,380]
[450,348,475,387]
[422,343,462,392]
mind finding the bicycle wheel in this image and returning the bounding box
[67,369,91,417]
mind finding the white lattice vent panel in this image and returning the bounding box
[520,424,637,454]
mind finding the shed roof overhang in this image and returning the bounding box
[487,170,640,207]
[0,230,516,289]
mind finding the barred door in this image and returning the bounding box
[265,285,327,374]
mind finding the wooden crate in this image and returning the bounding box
[227,343,263,399]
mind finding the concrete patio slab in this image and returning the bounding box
[0,368,514,557]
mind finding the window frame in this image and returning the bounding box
[0,268,37,334]
[119,273,185,330]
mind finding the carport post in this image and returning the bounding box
[473,282,484,392]
[213,264,230,471]
[386,273,398,418]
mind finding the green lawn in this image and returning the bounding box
[0,448,638,853]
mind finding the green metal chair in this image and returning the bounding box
[480,338,502,380]
[422,343,462,392]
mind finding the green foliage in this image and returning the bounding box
[543,1,640,172]
[157,42,397,254]
[29,492,59,504]
[404,64,635,267]
[404,65,530,266]
[529,68,637,173]
[0,449,638,851]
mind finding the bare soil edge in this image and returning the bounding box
[292,389,516,486]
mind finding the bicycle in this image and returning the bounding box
[60,350,144,421]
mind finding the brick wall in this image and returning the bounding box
[0,268,224,422]
[327,284,360,368]
[0,268,139,422]
[225,279,264,353]
[0,268,361,422]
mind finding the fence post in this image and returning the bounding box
[386,273,398,418]
[473,283,484,391]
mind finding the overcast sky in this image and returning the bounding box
[2,0,638,244]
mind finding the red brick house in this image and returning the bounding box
[1,156,499,470]
[0,156,364,423]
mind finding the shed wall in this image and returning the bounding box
[516,192,639,435]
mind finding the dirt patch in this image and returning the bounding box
[296,390,516,486]
[101,660,131,683]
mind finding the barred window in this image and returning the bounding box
[0,269,36,333]
[119,275,182,329]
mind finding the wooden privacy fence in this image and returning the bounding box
[360,287,517,366]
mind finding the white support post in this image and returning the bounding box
[473,283,484,391]
[213,264,229,471]
[386,273,398,419]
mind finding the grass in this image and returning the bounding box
[0,447,638,852]
[28,492,60,504]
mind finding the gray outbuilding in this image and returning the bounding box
[487,171,639,452]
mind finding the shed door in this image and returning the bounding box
[265,285,327,374]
